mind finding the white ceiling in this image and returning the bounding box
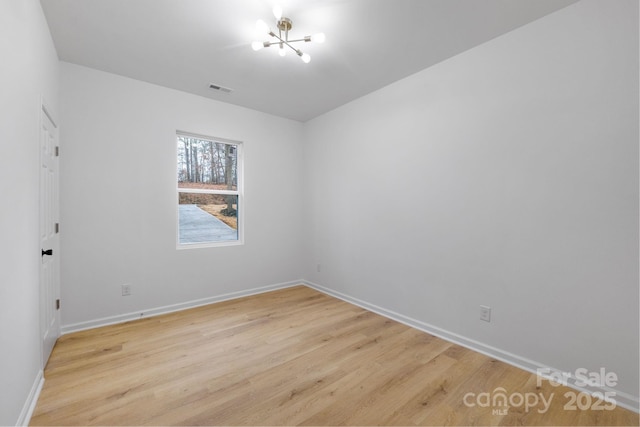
[40,0,578,122]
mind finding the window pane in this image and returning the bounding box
[178,193,238,244]
[177,136,237,191]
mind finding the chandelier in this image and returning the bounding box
[251,6,325,63]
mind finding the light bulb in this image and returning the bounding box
[251,41,264,51]
[279,45,286,57]
[301,53,311,63]
[273,5,283,20]
[256,19,269,34]
[312,33,326,43]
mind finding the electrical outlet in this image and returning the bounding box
[121,284,132,296]
[480,305,491,322]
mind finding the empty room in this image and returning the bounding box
[1,0,638,425]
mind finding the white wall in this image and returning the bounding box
[59,63,305,328]
[0,0,59,425]
[304,0,639,403]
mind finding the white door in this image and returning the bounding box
[40,105,60,366]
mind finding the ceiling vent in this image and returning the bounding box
[208,83,233,94]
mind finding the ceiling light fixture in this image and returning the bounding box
[251,6,325,64]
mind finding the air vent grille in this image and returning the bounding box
[209,83,233,93]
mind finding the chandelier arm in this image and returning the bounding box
[264,38,308,45]
[283,41,300,53]
[268,32,305,54]
[282,37,311,43]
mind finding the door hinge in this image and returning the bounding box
[56,299,60,310]
[55,223,59,233]
[55,146,59,157]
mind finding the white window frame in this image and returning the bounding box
[176,131,244,249]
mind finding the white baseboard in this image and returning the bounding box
[16,369,44,426]
[302,280,640,414]
[61,280,302,335]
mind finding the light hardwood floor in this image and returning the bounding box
[31,286,638,426]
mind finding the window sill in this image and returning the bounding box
[176,240,244,250]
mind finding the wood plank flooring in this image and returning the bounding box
[30,286,638,426]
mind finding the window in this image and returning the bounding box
[177,132,242,247]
